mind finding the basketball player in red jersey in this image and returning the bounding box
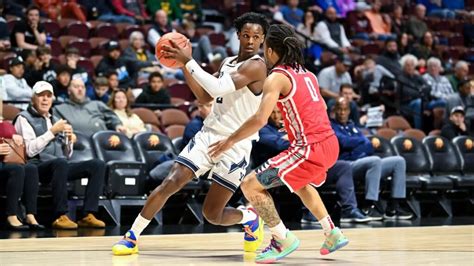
[209,24,349,263]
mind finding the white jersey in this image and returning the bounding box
[203,54,263,140]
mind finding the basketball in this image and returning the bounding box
[155,32,192,69]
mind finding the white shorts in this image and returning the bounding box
[175,128,252,193]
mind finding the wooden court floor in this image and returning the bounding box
[0,225,472,265]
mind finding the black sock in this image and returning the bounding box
[388,199,400,212]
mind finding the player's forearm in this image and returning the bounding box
[185,60,236,98]
[182,67,214,102]
[228,115,267,145]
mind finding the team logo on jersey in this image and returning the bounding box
[229,157,247,174]
[216,97,223,104]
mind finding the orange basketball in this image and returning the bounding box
[155,32,192,69]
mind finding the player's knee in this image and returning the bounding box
[241,173,258,195]
[159,167,192,195]
[202,207,222,225]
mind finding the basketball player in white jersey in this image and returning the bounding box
[112,12,269,255]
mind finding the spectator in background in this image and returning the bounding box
[31,46,56,84]
[251,106,289,167]
[50,64,71,101]
[10,5,46,50]
[123,31,161,80]
[364,0,393,40]
[147,9,172,47]
[406,4,428,41]
[0,0,11,52]
[93,0,135,24]
[423,57,454,108]
[0,120,42,230]
[441,106,469,140]
[96,41,135,89]
[397,32,410,56]
[182,20,226,64]
[464,12,474,48]
[398,54,428,129]
[348,3,372,40]
[376,39,402,76]
[2,56,32,110]
[314,0,355,17]
[108,89,146,138]
[135,72,171,105]
[390,4,406,37]
[15,81,106,229]
[318,54,353,99]
[181,101,212,147]
[111,0,149,24]
[445,80,474,131]
[22,49,39,87]
[65,48,90,88]
[87,77,110,103]
[331,98,413,220]
[410,31,436,70]
[53,78,126,136]
[296,10,317,41]
[180,0,203,22]
[354,57,394,103]
[275,0,304,28]
[34,0,86,22]
[105,70,120,90]
[327,84,361,127]
[448,61,469,93]
[419,0,461,19]
[146,0,182,23]
[314,7,352,54]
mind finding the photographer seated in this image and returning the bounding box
[13,81,106,229]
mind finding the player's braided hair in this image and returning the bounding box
[234,12,270,35]
[265,24,305,71]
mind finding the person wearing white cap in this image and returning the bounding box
[13,81,107,229]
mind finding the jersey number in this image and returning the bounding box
[304,77,320,102]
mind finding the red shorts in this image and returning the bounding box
[256,134,339,192]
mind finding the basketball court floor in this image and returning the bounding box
[0,225,472,265]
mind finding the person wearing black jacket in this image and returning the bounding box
[441,106,470,140]
[134,72,171,105]
[96,41,136,89]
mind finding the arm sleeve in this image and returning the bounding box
[147,28,161,47]
[185,60,236,98]
[340,25,351,48]
[315,22,340,48]
[98,101,123,130]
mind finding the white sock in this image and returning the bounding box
[319,215,335,235]
[238,207,257,224]
[130,214,151,238]
[207,53,215,62]
[269,221,288,240]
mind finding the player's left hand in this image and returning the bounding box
[208,138,234,159]
[162,39,192,65]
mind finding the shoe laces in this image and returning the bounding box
[262,238,282,254]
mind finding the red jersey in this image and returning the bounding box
[271,65,334,146]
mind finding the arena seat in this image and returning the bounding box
[66,21,89,39]
[92,131,146,197]
[172,136,184,153]
[368,135,396,158]
[167,82,196,102]
[43,20,61,37]
[376,128,397,140]
[2,104,21,121]
[68,39,92,57]
[133,132,176,171]
[403,129,426,142]
[95,23,119,40]
[160,109,190,128]
[451,136,474,188]
[384,116,412,132]
[165,125,186,139]
[132,108,161,132]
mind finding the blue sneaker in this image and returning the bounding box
[112,230,138,255]
[242,207,264,252]
[341,208,371,223]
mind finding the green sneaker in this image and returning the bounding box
[320,227,349,255]
[255,231,300,264]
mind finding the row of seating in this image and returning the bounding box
[369,135,474,216]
